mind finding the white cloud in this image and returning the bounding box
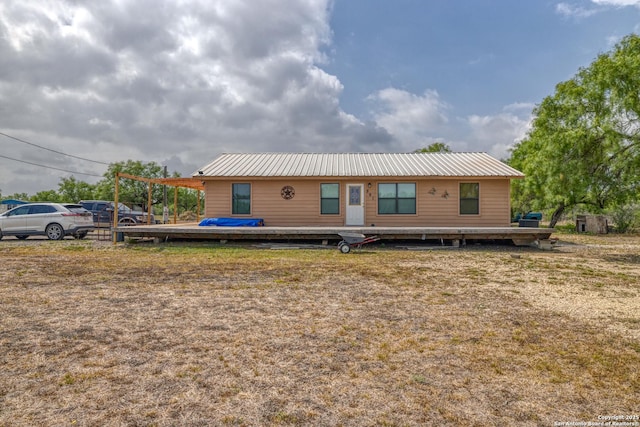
[364,89,534,157]
[0,0,398,195]
[502,103,536,116]
[366,88,450,151]
[591,0,640,6]
[466,104,533,160]
[556,0,640,19]
[555,2,598,18]
[605,35,624,46]
[0,0,562,196]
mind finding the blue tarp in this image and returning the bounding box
[1,199,28,205]
[199,217,264,227]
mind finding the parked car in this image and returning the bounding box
[78,200,155,227]
[0,203,94,240]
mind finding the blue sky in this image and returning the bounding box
[1,0,639,195]
[326,0,640,150]
[328,0,638,116]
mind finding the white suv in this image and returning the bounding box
[0,203,94,240]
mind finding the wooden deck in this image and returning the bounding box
[114,223,554,247]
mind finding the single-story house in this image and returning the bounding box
[194,152,524,227]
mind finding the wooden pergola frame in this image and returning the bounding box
[113,172,205,243]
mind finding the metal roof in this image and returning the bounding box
[194,153,524,178]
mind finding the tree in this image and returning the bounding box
[95,160,167,211]
[31,190,62,202]
[7,193,30,202]
[58,176,96,202]
[509,34,640,227]
[175,187,204,213]
[414,143,452,153]
[2,161,190,211]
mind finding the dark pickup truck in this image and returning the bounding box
[78,200,155,227]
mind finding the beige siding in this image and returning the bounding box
[203,177,513,227]
[204,179,345,226]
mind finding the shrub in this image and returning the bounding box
[609,205,640,234]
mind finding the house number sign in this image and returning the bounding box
[281,185,295,200]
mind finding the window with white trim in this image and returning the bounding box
[459,183,479,215]
[320,183,340,214]
[232,183,251,214]
[378,183,416,214]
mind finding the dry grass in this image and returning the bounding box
[0,235,639,426]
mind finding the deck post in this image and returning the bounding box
[113,173,120,244]
[197,190,201,222]
[173,187,178,224]
[147,182,153,224]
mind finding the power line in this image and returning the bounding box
[0,153,104,177]
[0,131,110,165]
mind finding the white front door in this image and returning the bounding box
[345,184,365,226]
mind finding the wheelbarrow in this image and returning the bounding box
[337,232,380,253]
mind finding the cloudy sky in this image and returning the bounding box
[1,0,639,195]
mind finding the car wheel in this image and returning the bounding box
[74,231,88,239]
[118,218,136,226]
[45,223,65,240]
[16,235,29,240]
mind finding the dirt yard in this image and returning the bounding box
[1,235,638,426]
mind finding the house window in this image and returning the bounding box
[378,183,416,214]
[232,183,251,214]
[320,183,340,214]
[460,183,479,215]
